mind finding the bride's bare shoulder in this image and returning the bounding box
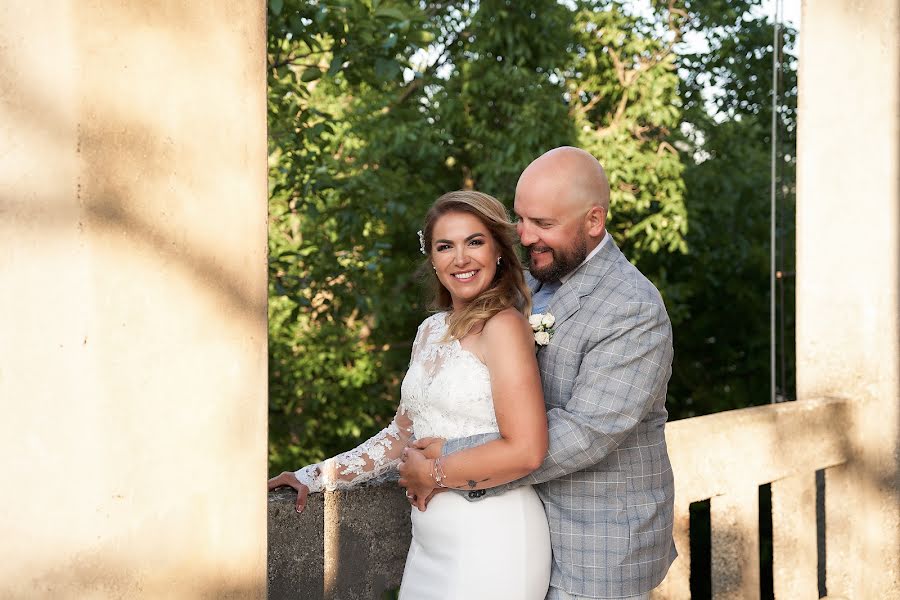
[481,308,532,343]
[477,309,537,369]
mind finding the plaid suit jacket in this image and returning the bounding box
[443,238,677,598]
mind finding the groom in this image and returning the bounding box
[399,146,677,600]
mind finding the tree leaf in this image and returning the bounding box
[374,6,407,21]
[374,58,399,81]
[301,67,322,83]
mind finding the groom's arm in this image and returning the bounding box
[439,432,502,499]
[445,298,673,493]
[522,299,672,485]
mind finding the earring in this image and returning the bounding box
[432,264,436,271]
[496,257,502,265]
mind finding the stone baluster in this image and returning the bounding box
[710,486,759,600]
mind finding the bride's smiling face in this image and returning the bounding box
[430,211,501,311]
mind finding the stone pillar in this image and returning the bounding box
[0,2,268,597]
[796,0,900,597]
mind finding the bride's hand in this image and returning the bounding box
[398,448,435,512]
[268,471,311,514]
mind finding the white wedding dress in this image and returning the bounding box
[294,312,551,599]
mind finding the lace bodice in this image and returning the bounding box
[294,312,497,492]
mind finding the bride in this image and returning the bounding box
[267,190,552,599]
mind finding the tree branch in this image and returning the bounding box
[571,90,603,117]
[270,50,319,70]
[386,33,457,112]
[394,78,425,106]
[657,141,678,156]
[667,0,688,45]
[596,92,630,137]
[608,47,628,87]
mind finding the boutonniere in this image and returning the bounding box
[529,312,555,347]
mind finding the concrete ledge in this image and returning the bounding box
[666,397,850,503]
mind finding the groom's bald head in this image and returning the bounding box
[516,146,610,214]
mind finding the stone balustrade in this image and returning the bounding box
[268,397,850,599]
[655,396,849,600]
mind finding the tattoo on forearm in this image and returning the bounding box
[466,478,490,489]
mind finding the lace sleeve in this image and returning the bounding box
[294,408,414,492]
[293,318,430,492]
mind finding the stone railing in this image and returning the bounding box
[654,396,849,600]
[268,397,850,599]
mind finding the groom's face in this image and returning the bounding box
[514,195,590,283]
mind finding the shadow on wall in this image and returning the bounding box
[17,556,263,600]
[0,4,265,325]
[1,3,267,597]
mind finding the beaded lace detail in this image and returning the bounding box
[294,312,497,492]
[400,313,498,440]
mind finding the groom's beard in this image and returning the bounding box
[526,233,588,283]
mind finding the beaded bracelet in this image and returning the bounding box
[431,457,448,488]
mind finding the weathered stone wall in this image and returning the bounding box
[269,486,412,600]
[0,2,268,597]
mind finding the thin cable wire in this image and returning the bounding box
[770,0,783,404]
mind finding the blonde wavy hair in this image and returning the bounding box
[419,190,532,340]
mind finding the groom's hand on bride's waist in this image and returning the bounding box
[409,436,445,459]
[398,447,434,511]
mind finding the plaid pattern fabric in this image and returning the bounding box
[444,239,677,599]
[546,586,649,600]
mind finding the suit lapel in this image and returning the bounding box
[547,282,579,326]
[547,236,620,328]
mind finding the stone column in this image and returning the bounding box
[0,2,268,597]
[796,0,900,597]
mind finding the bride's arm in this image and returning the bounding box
[268,407,415,511]
[297,408,415,492]
[269,319,430,512]
[401,309,547,505]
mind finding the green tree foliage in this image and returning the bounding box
[266,0,794,471]
[568,2,689,320]
[267,0,434,471]
[662,4,797,417]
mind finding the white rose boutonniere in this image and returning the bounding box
[530,312,555,348]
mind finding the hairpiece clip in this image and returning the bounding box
[417,230,426,255]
